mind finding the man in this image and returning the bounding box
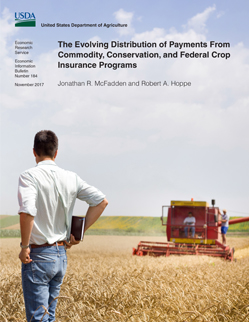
[220,209,229,245]
[183,212,196,238]
[18,130,108,322]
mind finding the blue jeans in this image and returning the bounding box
[184,226,195,238]
[22,245,67,322]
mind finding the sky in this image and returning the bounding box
[0,0,249,218]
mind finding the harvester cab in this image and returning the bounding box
[162,200,220,245]
[133,199,249,261]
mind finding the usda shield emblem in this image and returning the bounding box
[15,12,36,27]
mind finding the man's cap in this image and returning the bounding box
[223,209,227,213]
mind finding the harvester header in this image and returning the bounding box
[133,199,249,261]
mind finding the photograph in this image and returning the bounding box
[0,1,249,321]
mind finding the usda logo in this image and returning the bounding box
[15,12,36,27]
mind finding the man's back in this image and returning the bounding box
[18,160,105,245]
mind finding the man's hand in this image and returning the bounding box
[19,212,34,263]
[64,234,80,249]
[19,248,32,264]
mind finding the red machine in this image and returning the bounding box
[133,199,249,261]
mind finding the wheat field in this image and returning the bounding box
[0,236,249,322]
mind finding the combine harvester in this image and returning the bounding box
[133,200,249,261]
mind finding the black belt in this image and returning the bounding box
[30,241,65,248]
